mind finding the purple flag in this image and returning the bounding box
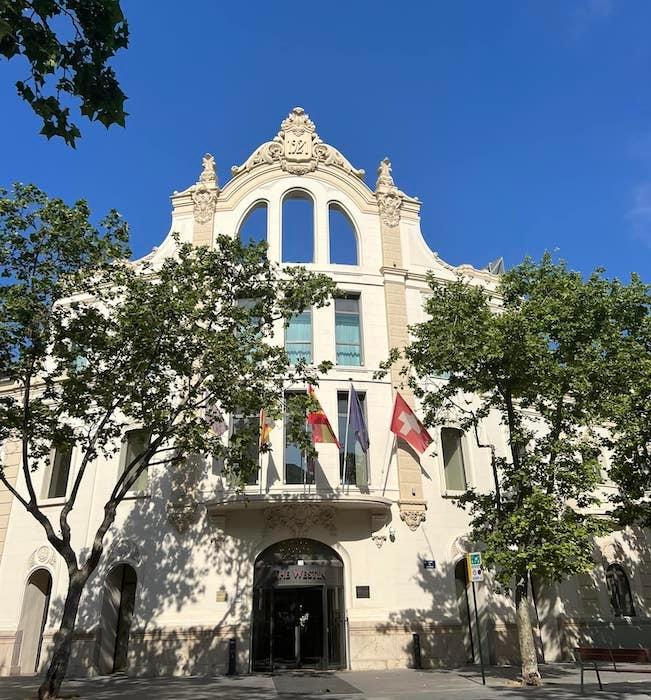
[349,385,369,454]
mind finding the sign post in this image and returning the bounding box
[466,552,486,686]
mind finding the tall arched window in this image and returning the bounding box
[238,202,268,245]
[606,563,635,617]
[329,203,358,265]
[282,191,314,263]
[16,569,52,674]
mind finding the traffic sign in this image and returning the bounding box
[466,551,484,582]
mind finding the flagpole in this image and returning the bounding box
[381,431,396,497]
[342,380,352,487]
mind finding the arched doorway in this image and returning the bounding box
[98,564,137,674]
[15,569,52,674]
[252,538,344,671]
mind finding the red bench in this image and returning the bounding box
[574,647,651,691]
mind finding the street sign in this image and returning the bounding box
[467,551,484,582]
[423,560,436,570]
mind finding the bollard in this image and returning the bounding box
[412,633,422,669]
[227,637,236,675]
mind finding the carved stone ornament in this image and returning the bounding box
[400,509,426,531]
[166,498,200,534]
[264,503,337,536]
[28,545,56,568]
[371,533,387,549]
[375,157,404,228]
[191,152,219,225]
[108,538,141,565]
[232,107,365,179]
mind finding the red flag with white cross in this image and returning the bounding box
[390,392,433,454]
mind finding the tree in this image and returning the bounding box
[0,0,128,145]
[599,275,651,528]
[0,183,335,699]
[382,255,625,685]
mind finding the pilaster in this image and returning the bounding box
[191,153,219,246]
[376,159,427,530]
[0,439,21,564]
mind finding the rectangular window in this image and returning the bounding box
[46,446,72,498]
[285,311,312,365]
[337,391,368,486]
[122,429,150,492]
[441,428,467,491]
[335,295,362,366]
[284,394,314,485]
[232,413,260,485]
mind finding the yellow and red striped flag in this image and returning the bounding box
[307,386,341,448]
[259,409,274,447]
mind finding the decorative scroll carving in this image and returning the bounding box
[264,503,337,536]
[108,538,141,565]
[167,498,200,534]
[400,508,426,531]
[28,545,56,568]
[375,157,404,228]
[232,107,365,179]
[450,535,472,560]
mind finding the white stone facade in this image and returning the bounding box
[1,108,650,677]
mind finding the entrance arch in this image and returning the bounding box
[252,538,344,671]
[98,564,137,674]
[15,568,52,674]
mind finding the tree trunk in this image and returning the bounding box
[38,572,86,700]
[515,574,542,686]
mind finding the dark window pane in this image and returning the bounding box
[123,429,150,491]
[282,193,314,263]
[337,391,368,486]
[232,414,260,485]
[284,394,314,484]
[329,204,358,265]
[238,203,267,245]
[606,564,635,617]
[47,446,72,498]
[441,428,467,491]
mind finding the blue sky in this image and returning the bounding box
[1,0,650,280]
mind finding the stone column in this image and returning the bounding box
[376,159,427,530]
[191,153,219,246]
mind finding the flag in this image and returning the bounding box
[259,409,274,447]
[390,392,432,454]
[307,386,341,448]
[348,385,369,454]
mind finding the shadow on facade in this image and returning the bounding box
[39,455,258,680]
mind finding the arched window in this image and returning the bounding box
[282,191,314,263]
[238,202,268,245]
[606,563,635,617]
[329,203,358,265]
[441,428,468,491]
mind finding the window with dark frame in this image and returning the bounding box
[46,445,72,499]
[285,310,312,365]
[231,413,260,485]
[606,563,636,617]
[284,393,314,485]
[335,294,362,366]
[441,427,468,491]
[122,429,150,492]
[337,390,368,486]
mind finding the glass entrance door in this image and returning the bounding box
[271,587,323,669]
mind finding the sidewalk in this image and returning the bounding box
[0,665,649,700]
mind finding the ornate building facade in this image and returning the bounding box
[1,108,650,677]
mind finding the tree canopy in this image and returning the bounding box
[382,254,650,684]
[0,183,335,699]
[0,0,129,145]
